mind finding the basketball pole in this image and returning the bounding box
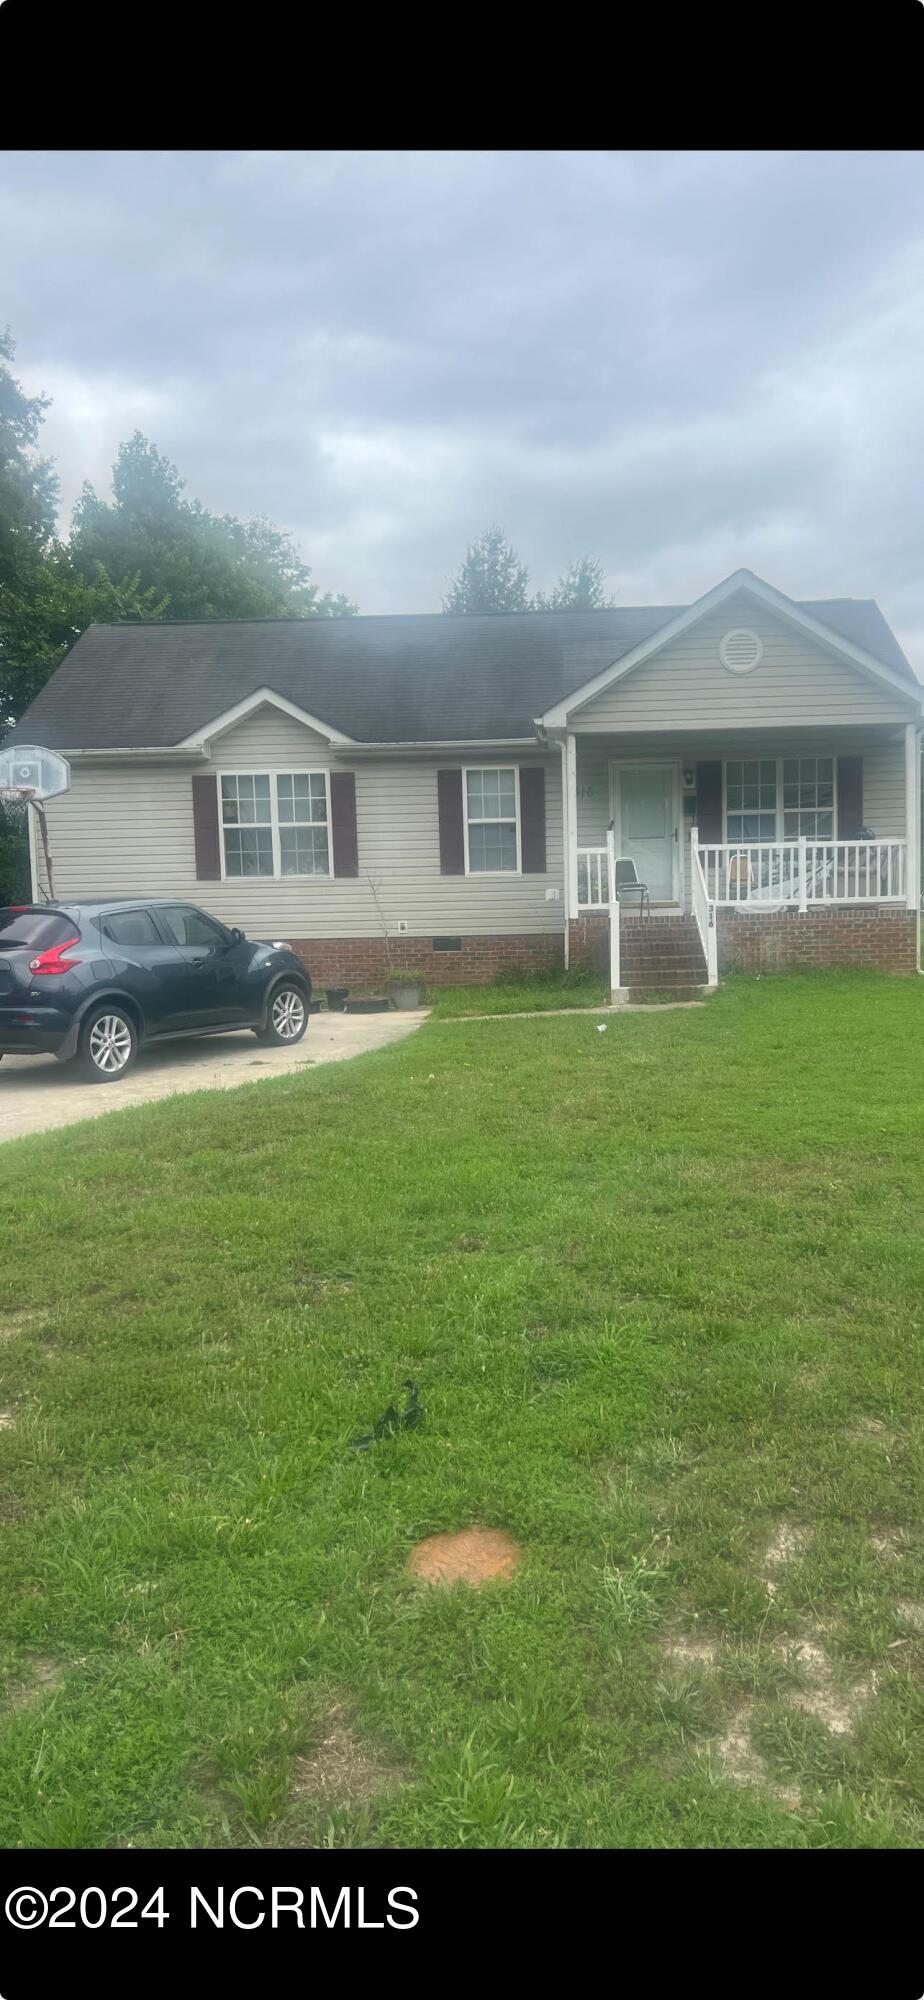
[0,786,55,902]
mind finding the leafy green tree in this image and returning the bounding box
[533,555,611,611]
[442,525,530,615]
[71,434,357,621]
[0,335,169,894]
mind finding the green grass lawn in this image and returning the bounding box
[428,967,608,1017]
[2,972,924,1850]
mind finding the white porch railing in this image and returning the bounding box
[577,847,610,908]
[690,830,718,986]
[696,838,907,909]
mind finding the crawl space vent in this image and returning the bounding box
[719,627,763,673]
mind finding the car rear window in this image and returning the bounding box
[0,909,78,950]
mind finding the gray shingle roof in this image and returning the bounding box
[5,596,917,751]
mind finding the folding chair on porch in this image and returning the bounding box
[613,857,651,918]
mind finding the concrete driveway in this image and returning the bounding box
[0,1008,429,1145]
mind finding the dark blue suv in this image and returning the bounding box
[0,901,312,1082]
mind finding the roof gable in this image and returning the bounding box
[537,570,921,727]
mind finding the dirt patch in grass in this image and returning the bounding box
[407,1526,522,1586]
[849,1416,895,1444]
[660,1631,717,1668]
[896,1601,924,1633]
[0,1310,41,1343]
[701,1703,802,1811]
[773,1634,877,1737]
[2,1656,63,1713]
[292,1706,407,1806]
[870,1528,909,1562]
[0,1410,15,1431]
[762,1522,811,1595]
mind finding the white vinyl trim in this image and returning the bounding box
[217,767,335,882]
[537,568,923,727]
[176,687,355,751]
[461,764,522,877]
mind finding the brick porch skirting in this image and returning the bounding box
[570,908,919,978]
[287,932,565,988]
[568,914,610,972]
[717,906,919,975]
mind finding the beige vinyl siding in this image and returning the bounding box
[36,708,564,937]
[575,732,909,911]
[573,605,916,732]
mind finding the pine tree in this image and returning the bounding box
[442,526,530,615]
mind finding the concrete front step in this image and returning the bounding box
[619,984,711,1004]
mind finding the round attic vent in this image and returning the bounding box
[719,628,763,674]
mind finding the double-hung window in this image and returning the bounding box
[723,756,837,843]
[725,759,777,843]
[464,767,520,873]
[782,757,834,839]
[220,772,331,878]
[221,775,274,876]
[276,773,329,875]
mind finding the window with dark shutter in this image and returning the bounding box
[519,766,547,873]
[191,774,221,879]
[695,762,723,843]
[330,771,359,877]
[437,769,465,875]
[836,756,864,837]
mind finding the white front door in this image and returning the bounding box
[613,764,678,904]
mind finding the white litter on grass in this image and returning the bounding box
[596,1024,608,1033]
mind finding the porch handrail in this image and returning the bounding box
[690,828,718,985]
[696,838,906,908]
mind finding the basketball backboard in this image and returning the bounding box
[0,744,71,800]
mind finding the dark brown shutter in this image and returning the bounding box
[695,761,723,842]
[836,755,863,836]
[437,768,465,874]
[192,774,221,880]
[330,771,359,877]
[519,766,547,872]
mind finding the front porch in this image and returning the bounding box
[565,727,921,997]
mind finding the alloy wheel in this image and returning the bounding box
[271,989,305,1039]
[88,1014,133,1074]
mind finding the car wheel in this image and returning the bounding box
[77,1005,138,1083]
[256,982,308,1046]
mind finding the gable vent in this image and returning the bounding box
[719,627,763,674]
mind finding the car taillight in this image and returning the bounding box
[29,935,81,975]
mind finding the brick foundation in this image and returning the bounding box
[570,907,920,980]
[717,906,919,975]
[288,931,565,989]
[568,914,610,972]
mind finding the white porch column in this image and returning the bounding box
[559,737,571,968]
[606,824,621,996]
[565,731,579,917]
[905,722,921,914]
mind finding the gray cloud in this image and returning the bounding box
[3,149,924,663]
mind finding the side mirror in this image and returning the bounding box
[229,926,245,945]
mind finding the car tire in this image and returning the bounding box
[76,1004,139,1083]
[256,981,309,1047]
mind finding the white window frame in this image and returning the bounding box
[218,768,334,881]
[722,755,839,844]
[462,765,522,877]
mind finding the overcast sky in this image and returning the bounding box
[3,149,924,663]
